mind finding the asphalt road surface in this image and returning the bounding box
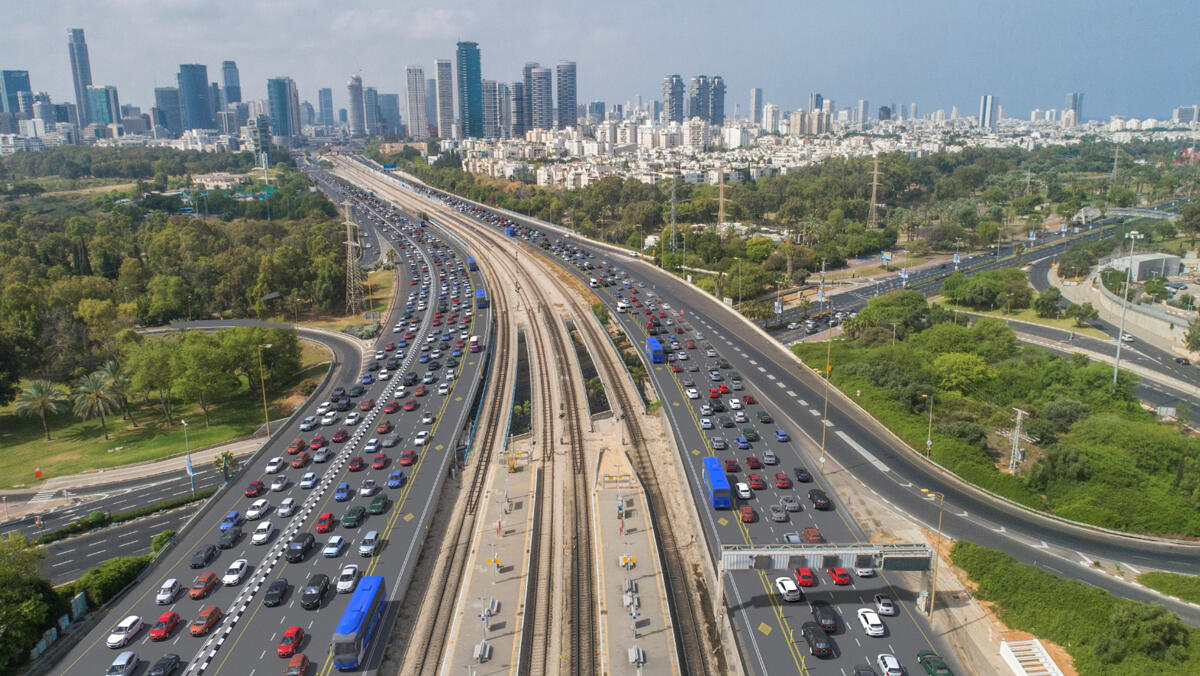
[52,192,491,676]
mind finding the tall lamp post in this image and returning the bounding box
[257,343,273,436]
[819,302,834,467]
[182,419,195,496]
[920,488,945,618]
[1112,230,1143,388]
[922,393,934,456]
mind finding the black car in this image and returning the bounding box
[811,600,838,632]
[218,527,241,549]
[808,489,832,510]
[301,573,329,609]
[263,578,290,607]
[852,665,877,675]
[793,466,813,482]
[711,401,726,413]
[365,361,380,371]
[189,544,217,569]
[286,533,316,563]
[331,386,346,398]
[403,373,419,386]
[801,622,832,657]
[334,397,352,411]
[148,654,182,676]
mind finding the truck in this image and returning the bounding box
[646,336,664,364]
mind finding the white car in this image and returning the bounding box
[421,411,435,424]
[877,654,903,676]
[316,402,332,415]
[265,457,286,474]
[322,536,346,557]
[251,522,274,545]
[378,369,390,380]
[438,383,450,395]
[359,479,378,496]
[336,564,360,593]
[300,416,319,431]
[855,566,877,578]
[728,398,743,410]
[736,482,752,500]
[344,412,361,426]
[392,324,403,333]
[858,608,886,637]
[375,350,385,360]
[270,475,288,492]
[300,472,318,489]
[700,418,713,430]
[774,576,802,602]
[155,579,181,605]
[278,497,298,517]
[105,615,143,648]
[222,559,249,585]
[320,412,338,426]
[677,351,688,360]
[414,430,430,445]
[685,388,699,399]
[246,498,270,520]
[364,438,381,453]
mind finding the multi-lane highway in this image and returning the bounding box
[51,187,492,676]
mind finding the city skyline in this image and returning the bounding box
[1,1,1195,121]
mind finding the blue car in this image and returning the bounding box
[397,339,408,348]
[360,373,374,385]
[219,510,242,531]
[734,436,751,450]
[334,482,352,501]
[387,469,407,488]
[418,354,430,363]
[451,349,463,357]
[774,429,790,442]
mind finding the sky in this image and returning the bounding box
[3,0,1197,121]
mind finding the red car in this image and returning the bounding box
[309,435,326,450]
[332,429,349,443]
[149,611,179,641]
[189,605,221,636]
[376,420,392,434]
[414,386,427,397]
[315,512,334,533]
[724,459,740,473]
[718,384,730,394]
[291,451,311,468]
[802,526,824,543]
[794,567,816,587]
[384,400,400,414]
[403,398,418,411]
[372,453,388,470]
[245,481,265,498]
[383,342,396,351]
[739,505,756,522]
[827,567,851,585]
[431,319,441,326]
[287,439,305,455]
[742,395,757,405]
[775,473,792,489]
[359,398,375,411]
[348,457,364,472]
[399,450,418,466]
[669,364,682,373]
[404,331,415,339]
[748,474,766,490]
[685,341,696,349]
[277,625,305,658]
[746,457,762,470]
[708,389,720,399]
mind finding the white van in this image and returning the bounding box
[589,278,599,288]
[616,301,629,313]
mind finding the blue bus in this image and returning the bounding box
[331,575,386,670]
[467,257,478,271]
[475,288,488,309]
[646,337,664,364]
[505,226,516,236]
[702,457,732,509]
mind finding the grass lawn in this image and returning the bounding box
[934,299,1111,340]
[0,343,331,489]
[302,267,397,332]
[1138,571,1200,605]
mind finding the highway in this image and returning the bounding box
[51,185,492,676]
[357,160,1200,657]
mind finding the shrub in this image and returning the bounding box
[151,530,176,553]
[73,555,153,607]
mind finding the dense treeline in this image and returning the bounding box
[371,140,1194,302]
[803,290,1200,535]
[0,165,342,400]
[0,146,258,181]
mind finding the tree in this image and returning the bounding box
[1065,302,1099,327]
[1034,286,1063,318]
[97,359,138,427]
[175,332,239,427]
[933,352,990,393]
[1186,317,1200,355]
[0,532,63,672]
[13,380,68,440]
[213,450,237,481]
[1179,203,1200,251]
[126,336,178,424]
[72,371,119,440]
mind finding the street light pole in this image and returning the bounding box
[183,419,195,496]
[920,489,945,619]
[923,393,934,456]
[1112,230,1143,388]
[819,302,834,467]
[257,343,273,436]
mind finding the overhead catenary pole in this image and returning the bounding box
[1112,230,1143,387]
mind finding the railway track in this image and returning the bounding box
[523,310,558,676]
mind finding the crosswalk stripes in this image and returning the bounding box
[28,489,58,503]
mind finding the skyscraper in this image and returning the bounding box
[978,94,997,128]
[529,67,553,130]
[347,75,365,135]
[456,42,483,138]
[363,87,380,135]
[497,82,511,138]
[425,78,437,134]
[318,88,334,127]
[509,82,526,138]
[1065,92,1083,122]
[809,93,823,115]
[709,75,726,125]
[0,70,32,117]
[434,59,454,138]
[405,65,428,139]
[177,64,213,130]
[688,76,710,121]
[857,99,869,128]
[209,82,222,115]
[267,76,301,140]
[587,101,605,124]
[67,29,92,125]
[379,93,401,135]
[153,86,182,137]
[750,87,763,125]
[555,61,577,129]
[222,61,242,104]
[663,74,684,123]
[85,85,120,126]
[481,80,499,138]
[521,62,538,133]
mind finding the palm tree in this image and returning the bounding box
[14,380,68,441]
[213,450,237,481]
[98,360,138,427]
[73,372,119,440]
